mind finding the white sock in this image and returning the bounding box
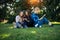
[13,22,16,28]
[48,22,52,26]
[35,24,38,27]
[39,26,42,28]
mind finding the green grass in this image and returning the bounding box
[0,23,60,40]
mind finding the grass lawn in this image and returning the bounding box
[0,23,60,40]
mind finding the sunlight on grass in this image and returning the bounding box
[31,31,36,34]
[51,22,60,24]
[0,34,11,39]
[1,20,8,24]
[8,26,14,29]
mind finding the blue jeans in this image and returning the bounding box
[16,21,28,28]
[37,17,49,27]
[16,22,21,28]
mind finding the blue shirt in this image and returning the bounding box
[31,12,39,25]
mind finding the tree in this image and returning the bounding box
[0,0,60,22]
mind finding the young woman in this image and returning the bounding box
[15,11,28,28]
[31,7,53,28]
[23,10,33,27]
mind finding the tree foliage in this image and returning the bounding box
[0,0,60,22]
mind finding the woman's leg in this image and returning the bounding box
[37,17,49,27]
[22,21,28,28]
[42,17,53,27]
[16,22,22,28]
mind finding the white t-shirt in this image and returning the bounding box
[15,15,22,22]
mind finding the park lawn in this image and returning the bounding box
[0,23,60,40]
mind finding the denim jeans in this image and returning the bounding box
[36,17,49,27]
[16,22,28,28]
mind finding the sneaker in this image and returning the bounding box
[35,24,38,28]
[48,22,52,25]
[13,22,16,28]
[48,22,53,27]
[39,26,42,28]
